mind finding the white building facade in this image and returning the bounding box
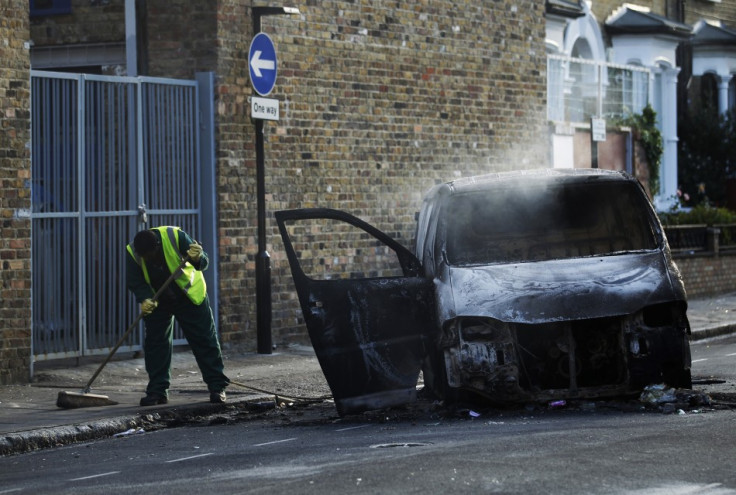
[546,1,691,210]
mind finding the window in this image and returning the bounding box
[547,55,650,123]
[699,73,719,113]
[444,182,658,264]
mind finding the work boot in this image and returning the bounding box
[210,390,227,404]
[140,393,168,406]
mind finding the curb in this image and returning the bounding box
[1,416,144,457]
[0,397,276,457]
[690,324,736,342]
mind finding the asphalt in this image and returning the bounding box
[2,292,736,457]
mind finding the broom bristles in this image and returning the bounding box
[56,390,119,409]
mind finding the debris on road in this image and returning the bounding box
[640,384,677,404]
[113,427,145,438]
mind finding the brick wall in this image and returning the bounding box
[20,1,551,355]
[142,0,217,78]
[29,0,124,46]
[0,1,32,384]
[212,0,256,346]
[683,0,736,25]
[591,0,736,31]
[675,253,736,299]
[213,1,549,348]
[591,1,669,23]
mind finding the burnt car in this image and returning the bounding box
[275,169,692,415]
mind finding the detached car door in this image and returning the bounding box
[275,208,435,415]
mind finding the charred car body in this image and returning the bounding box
[275,169,692,415]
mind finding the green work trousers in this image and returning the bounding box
[142,295,229,397]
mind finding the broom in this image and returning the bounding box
[57,257,190,409]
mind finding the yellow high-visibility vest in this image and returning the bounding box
[127,226,206,305]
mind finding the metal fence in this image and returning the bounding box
[663,225,709,253]
[547,55,650,123]
[663,224,736,254]
[31,71,213,362]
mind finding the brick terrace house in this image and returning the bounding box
[1,0,736,383]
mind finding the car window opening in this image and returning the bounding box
[445,182,658,265]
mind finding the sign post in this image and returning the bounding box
[591,117,606,169]
[250,6,299,354]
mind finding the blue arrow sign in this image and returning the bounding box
[249,33,277,96]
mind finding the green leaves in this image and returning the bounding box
[614,105,663,196]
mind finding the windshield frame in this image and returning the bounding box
[439,179,663,267]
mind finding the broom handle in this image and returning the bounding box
[82,257,190,393]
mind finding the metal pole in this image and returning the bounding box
[124,0,137,76]
[252,10,272,354]
[255,117,272,354]
[591,137,598,169]
[251,6,299,354]
[592,63,602,169]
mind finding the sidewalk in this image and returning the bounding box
[0,344,331,456]
[2,292,736,456]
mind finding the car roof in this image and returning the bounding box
[424,168,636,199]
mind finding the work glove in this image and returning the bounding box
[187,242,203,263]
[141,298,158,316]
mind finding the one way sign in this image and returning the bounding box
[249,33,277,96]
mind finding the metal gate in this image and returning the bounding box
[30,71,217,363]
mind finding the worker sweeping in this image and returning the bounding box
[127,226,230,406]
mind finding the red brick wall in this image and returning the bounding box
[1,1,32,384]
